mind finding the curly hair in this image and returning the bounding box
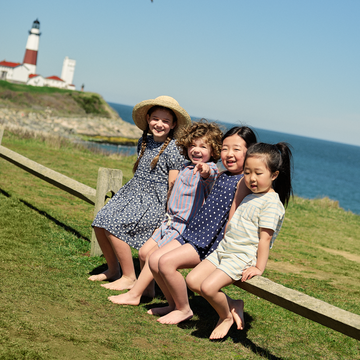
[176,119,223,163]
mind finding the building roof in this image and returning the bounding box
[0,60,21,68]
[28,74,40,78]
[46,75,64,82]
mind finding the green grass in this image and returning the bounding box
[0,130,360,359]
[0,79,114,117]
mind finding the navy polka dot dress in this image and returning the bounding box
[92,136,184,250]
[176,172,243,260]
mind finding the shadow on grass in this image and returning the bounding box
[19,198,91,242]
[146,290,282,360]
[0,188,11,197]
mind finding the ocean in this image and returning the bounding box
[103,102,360,215]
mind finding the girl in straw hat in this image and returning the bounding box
[89,96,191,291]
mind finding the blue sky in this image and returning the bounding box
[1,1,359,146]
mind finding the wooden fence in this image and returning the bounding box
[0,126,122,256]
[0,126,359,341]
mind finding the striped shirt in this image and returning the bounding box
[168,161,219,223]
[213,192,285,267]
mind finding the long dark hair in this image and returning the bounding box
[245,142,293,207]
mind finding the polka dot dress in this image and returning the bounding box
[92,136,184,250]
[176,172,243,260]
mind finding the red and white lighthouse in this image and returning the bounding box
[23,19,41,74]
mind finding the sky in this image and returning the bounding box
[1,0,359,146]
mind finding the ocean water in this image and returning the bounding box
[105,102,360,215]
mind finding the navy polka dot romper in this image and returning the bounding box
[176,172,243,260]
[92,136,184,250]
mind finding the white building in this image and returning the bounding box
[1,19,76,90]
[61,56,76,86]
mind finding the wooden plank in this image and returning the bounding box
[235,276,360,340]
[0,145,96,205]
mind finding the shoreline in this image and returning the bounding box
[0,107,142,144]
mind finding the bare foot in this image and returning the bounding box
[229,299,245,330]
[147,305,175,316]
[108,292,141,305]
[157,309,193,324]
[101,276,136,290]
[209,317,234,340]
[87,270,120,282]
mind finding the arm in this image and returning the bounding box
[228,177,251,222]
[241,228,273,282]
[168,169,179,190]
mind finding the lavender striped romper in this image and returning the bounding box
[152,161,219,247]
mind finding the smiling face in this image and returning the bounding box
[244,156,279,194]
[147,108,176,142]
[221,134,248,175]
[187,137,213,165]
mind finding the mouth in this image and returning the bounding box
[191,155,203,162]
[225,160,236,166]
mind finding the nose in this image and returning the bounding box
[226,149,234,157]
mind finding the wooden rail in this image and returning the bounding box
[0,126,122,256]
[235,276,360,340]
[0,144,97,205]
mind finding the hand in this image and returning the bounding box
[241,266,263,282]
[193,162,210,179]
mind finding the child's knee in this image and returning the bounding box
[200,281,215,298]
[148,252,160,273]
[158,255,173,276]
[186,273,200,294]
[138,247,147,262]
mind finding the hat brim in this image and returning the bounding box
[132,96,191,138]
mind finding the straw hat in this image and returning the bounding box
[132,96,191,137]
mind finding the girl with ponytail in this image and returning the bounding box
[186,141,293,340]
[89,96,191,292]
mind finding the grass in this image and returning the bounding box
[0,80,114,118]
[0,129,360,359]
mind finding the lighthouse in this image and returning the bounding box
[23,19,41,74]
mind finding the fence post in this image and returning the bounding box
[0,126,4,145]
[91,167,123,256]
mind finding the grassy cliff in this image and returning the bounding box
[0,129,359,359]
[0,79,118,119]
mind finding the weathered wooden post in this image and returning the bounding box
[91,167,123,256]
[0,126,4,145]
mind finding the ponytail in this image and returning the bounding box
[273,142,293,207]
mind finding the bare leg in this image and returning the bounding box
[101,231,137,290]
[200,269,242,339]
[147,240,182,316]
[88,227,121,281]
[228,297,245,331]
[138,238,157,298]
[186,259,217,295]
[108,239,159,305]
[153,244,201,324]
